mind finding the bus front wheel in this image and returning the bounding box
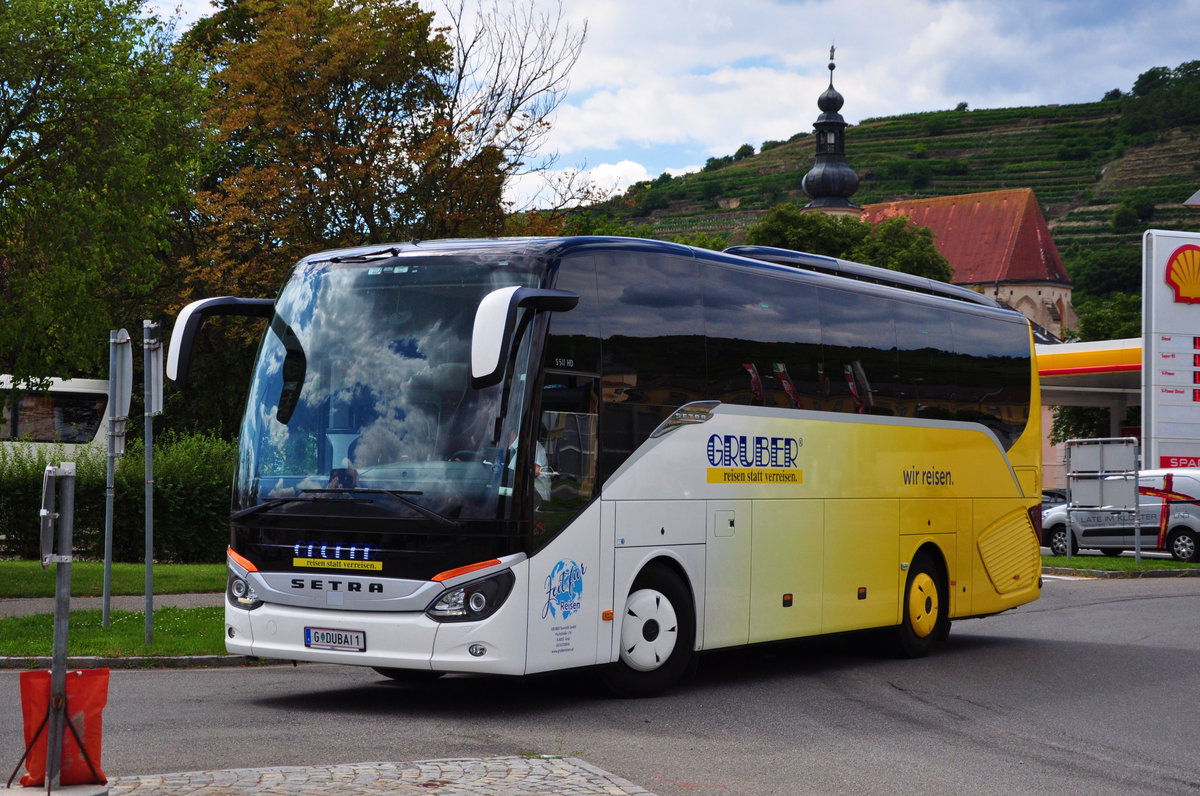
[600,564,696,698]
[894,552,948,658]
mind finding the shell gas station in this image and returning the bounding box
[1037,337,1141,486]
[1038,229,1200,487]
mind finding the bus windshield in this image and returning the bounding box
[234,252,544,522]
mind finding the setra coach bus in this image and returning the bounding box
[167,236,1043,696]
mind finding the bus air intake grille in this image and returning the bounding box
[977,510,1039,595]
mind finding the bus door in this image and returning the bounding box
[524,371,604,674]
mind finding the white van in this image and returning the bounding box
[1041,469,1200,561]
[0,376,110,452]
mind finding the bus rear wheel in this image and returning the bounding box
[599,564,696,698]
[894,552,948,658]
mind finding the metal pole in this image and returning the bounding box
[1064,444,1073,562]
[144,322,154,645]
[48,462,75,791]
[103,333,117,627]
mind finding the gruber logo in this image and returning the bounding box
[1164,244,1200,304]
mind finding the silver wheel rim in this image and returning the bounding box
[1050,527,1068,556]
[1173,533,1196,561]
[619,588,679,672]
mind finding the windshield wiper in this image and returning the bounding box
[303,487,461,528]
[230,490,377,522]
[233,487,460,527]
[328,247,402,263]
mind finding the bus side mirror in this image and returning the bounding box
[471,287,578,389]
[167,296,275,390]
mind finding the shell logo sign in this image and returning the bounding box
[1164,244,1200,304]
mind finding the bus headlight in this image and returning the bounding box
[426,570,515,622]
[227,573,263,610]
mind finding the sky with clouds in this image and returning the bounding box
[150,0,1200,206]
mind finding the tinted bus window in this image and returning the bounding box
[545,254,601,375]
[596,250,703,481]
[950,310,1030,447]
[818,286,899,415]
[893,301,957,420]
[703,266,821,410]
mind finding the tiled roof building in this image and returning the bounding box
[861,188,1078,339]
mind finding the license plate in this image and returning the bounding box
[304,626,366,652]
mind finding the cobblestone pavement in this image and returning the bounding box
[104,758,656,795]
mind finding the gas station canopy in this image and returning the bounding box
[1036,338,1141,410]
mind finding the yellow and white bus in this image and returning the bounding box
[169,236,1043,696]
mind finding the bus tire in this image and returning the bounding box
[599,563,696,698]
[894,551,948,659]
[1167,528,1198,562]
[372,667,445,682]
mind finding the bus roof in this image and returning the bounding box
[295,236,1011,314]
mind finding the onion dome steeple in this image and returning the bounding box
[801,47,860,214]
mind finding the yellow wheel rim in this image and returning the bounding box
[908,572,939,638]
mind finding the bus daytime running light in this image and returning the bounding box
[426,569,515,623]
[227,573,263,610]
[650,400,720,438]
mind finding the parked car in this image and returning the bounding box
[1041,488,1068,512]
[1041,469,1200,561]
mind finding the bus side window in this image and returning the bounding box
[535,373,599,546]
[703,266,820,409]
[2,388,107,444]
[894,302,956,421]
[596,252,703,483]
[545,254,600,375]
[819,286,898,416]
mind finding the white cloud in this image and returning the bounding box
[141,0,1200,209]
[537,0,1200,179]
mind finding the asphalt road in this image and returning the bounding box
[3,576,1199,795]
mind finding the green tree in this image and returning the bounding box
[183,0,465,299]
[169,0,585,434]
[1111,203,1139,231]
[179,0,586,299]
[0,0,203,384]
[744,204,952,281]
[850,216,951,281]
[745,203,867,255]
[1131,66,1171,97]
[1074,292,1141,342]
[1062,243,1141,300]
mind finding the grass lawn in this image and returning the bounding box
[1042,554,1200,574]
[0,560,226,599]
[0,606,227,658]
[0,561,229,660]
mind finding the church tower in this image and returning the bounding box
[801,48,861,216]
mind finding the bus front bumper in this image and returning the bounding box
[225,600,528,675]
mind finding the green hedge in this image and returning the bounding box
[0,432,235,563]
